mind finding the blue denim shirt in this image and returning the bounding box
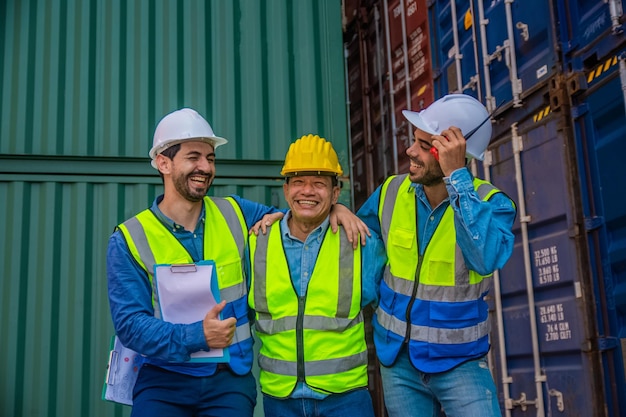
[357,167,516,278]
[279,212,386,399]
[107,194,278,376]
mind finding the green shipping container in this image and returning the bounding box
[0,1,350,416]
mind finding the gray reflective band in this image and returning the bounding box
[258,350,367,376]
[253,231,270,313]
[220,284,247,303]
[255,314,363,335]
[122,215,161,319]
[476,182,496,200]
[233,322,251,345]
[375,308,490,344]
[123,216,157,274]
[211,197,245,259]
[337,231,354,318]
[380,175,407,247]
[383,270,492,302]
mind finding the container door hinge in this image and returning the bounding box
[584,216,604,231]
[507,392,538,411]
[548,389,565,412]
[598,336,620,352]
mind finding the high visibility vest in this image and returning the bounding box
[249,224,368,397]
[117,196,253,375]
[375,174,500,373]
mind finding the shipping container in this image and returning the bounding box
[345,1,626,416]
[428,0,561,112]
[476,77,611,417]
[555,0,625,61]
[344,0,433,209]
[566,45,626,417]
[0,0,351,416]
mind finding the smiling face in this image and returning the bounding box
[161,140,216,202]
[405,128,445,186]
[283,175,340,230]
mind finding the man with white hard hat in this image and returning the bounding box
[357,94,517,417]
[106,108,367,416]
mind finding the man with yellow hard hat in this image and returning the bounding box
[106,109,369,416]
[248,134,386,417]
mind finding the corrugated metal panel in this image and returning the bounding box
[385,0,433,175]
[568,46,626,417]
[555,0,625,59]
[0,0,349,416]
[479,81,607,416]
[0,0,348,169]
[0,177,286,417]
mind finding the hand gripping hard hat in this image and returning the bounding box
[149,108,228,168]
[402,94,492,160]
[281,134,343,177]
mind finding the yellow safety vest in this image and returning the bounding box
[118,196,253,374]
[249,224,368,397]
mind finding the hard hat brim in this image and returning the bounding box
[281,170,341,177]
[149,136,228,169]
[402,110,439,135]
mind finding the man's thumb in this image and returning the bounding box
[206,300,226,320]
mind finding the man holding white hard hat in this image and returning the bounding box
[357,94,517,417]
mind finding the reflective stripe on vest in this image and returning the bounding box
[377,174,498,344]
[118,196,252,370]
[249,224,368,397]
[379,174,496,302]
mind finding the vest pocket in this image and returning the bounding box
[389,227,414,249]
[216,259,244,292]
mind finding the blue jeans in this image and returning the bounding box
[131,364,257,417]
[380,348,501,417]
[263,388,375,417]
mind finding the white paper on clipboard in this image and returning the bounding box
[154,261,228,362]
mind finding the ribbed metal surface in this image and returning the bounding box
[0,0,348,164]
[0,176,287,417]
[0,0,348,416]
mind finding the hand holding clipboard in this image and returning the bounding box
[154,260,230,362]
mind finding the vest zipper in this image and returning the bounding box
[403,253,424,344]
[296,295,306,382]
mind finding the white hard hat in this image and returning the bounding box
[402,94,492,160]
[149,108,228,169]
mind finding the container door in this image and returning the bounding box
[477,0,559,109]
[385,0,433,174]
[428,0,483,100]
[480,83,606,416]
[555,0,625,61]
[568,47,626,417]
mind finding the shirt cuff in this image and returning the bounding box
[445,167,474,193]
[185,321,210,352]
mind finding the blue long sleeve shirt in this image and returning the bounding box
[106,194,278,376]
[357,167,516,275]
[278,212,386,399]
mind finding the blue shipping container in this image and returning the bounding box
[568,45,626,417]
[428,0,560,111]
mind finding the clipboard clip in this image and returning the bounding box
[170,263,197,273]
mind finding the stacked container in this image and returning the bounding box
[344,0,626,415]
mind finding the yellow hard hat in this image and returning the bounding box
[281,134,343,177]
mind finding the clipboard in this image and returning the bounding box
[154,260,230,362]
[102,335,141,406]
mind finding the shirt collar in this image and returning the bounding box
[150,194,206,233]
[280,210,330,243]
